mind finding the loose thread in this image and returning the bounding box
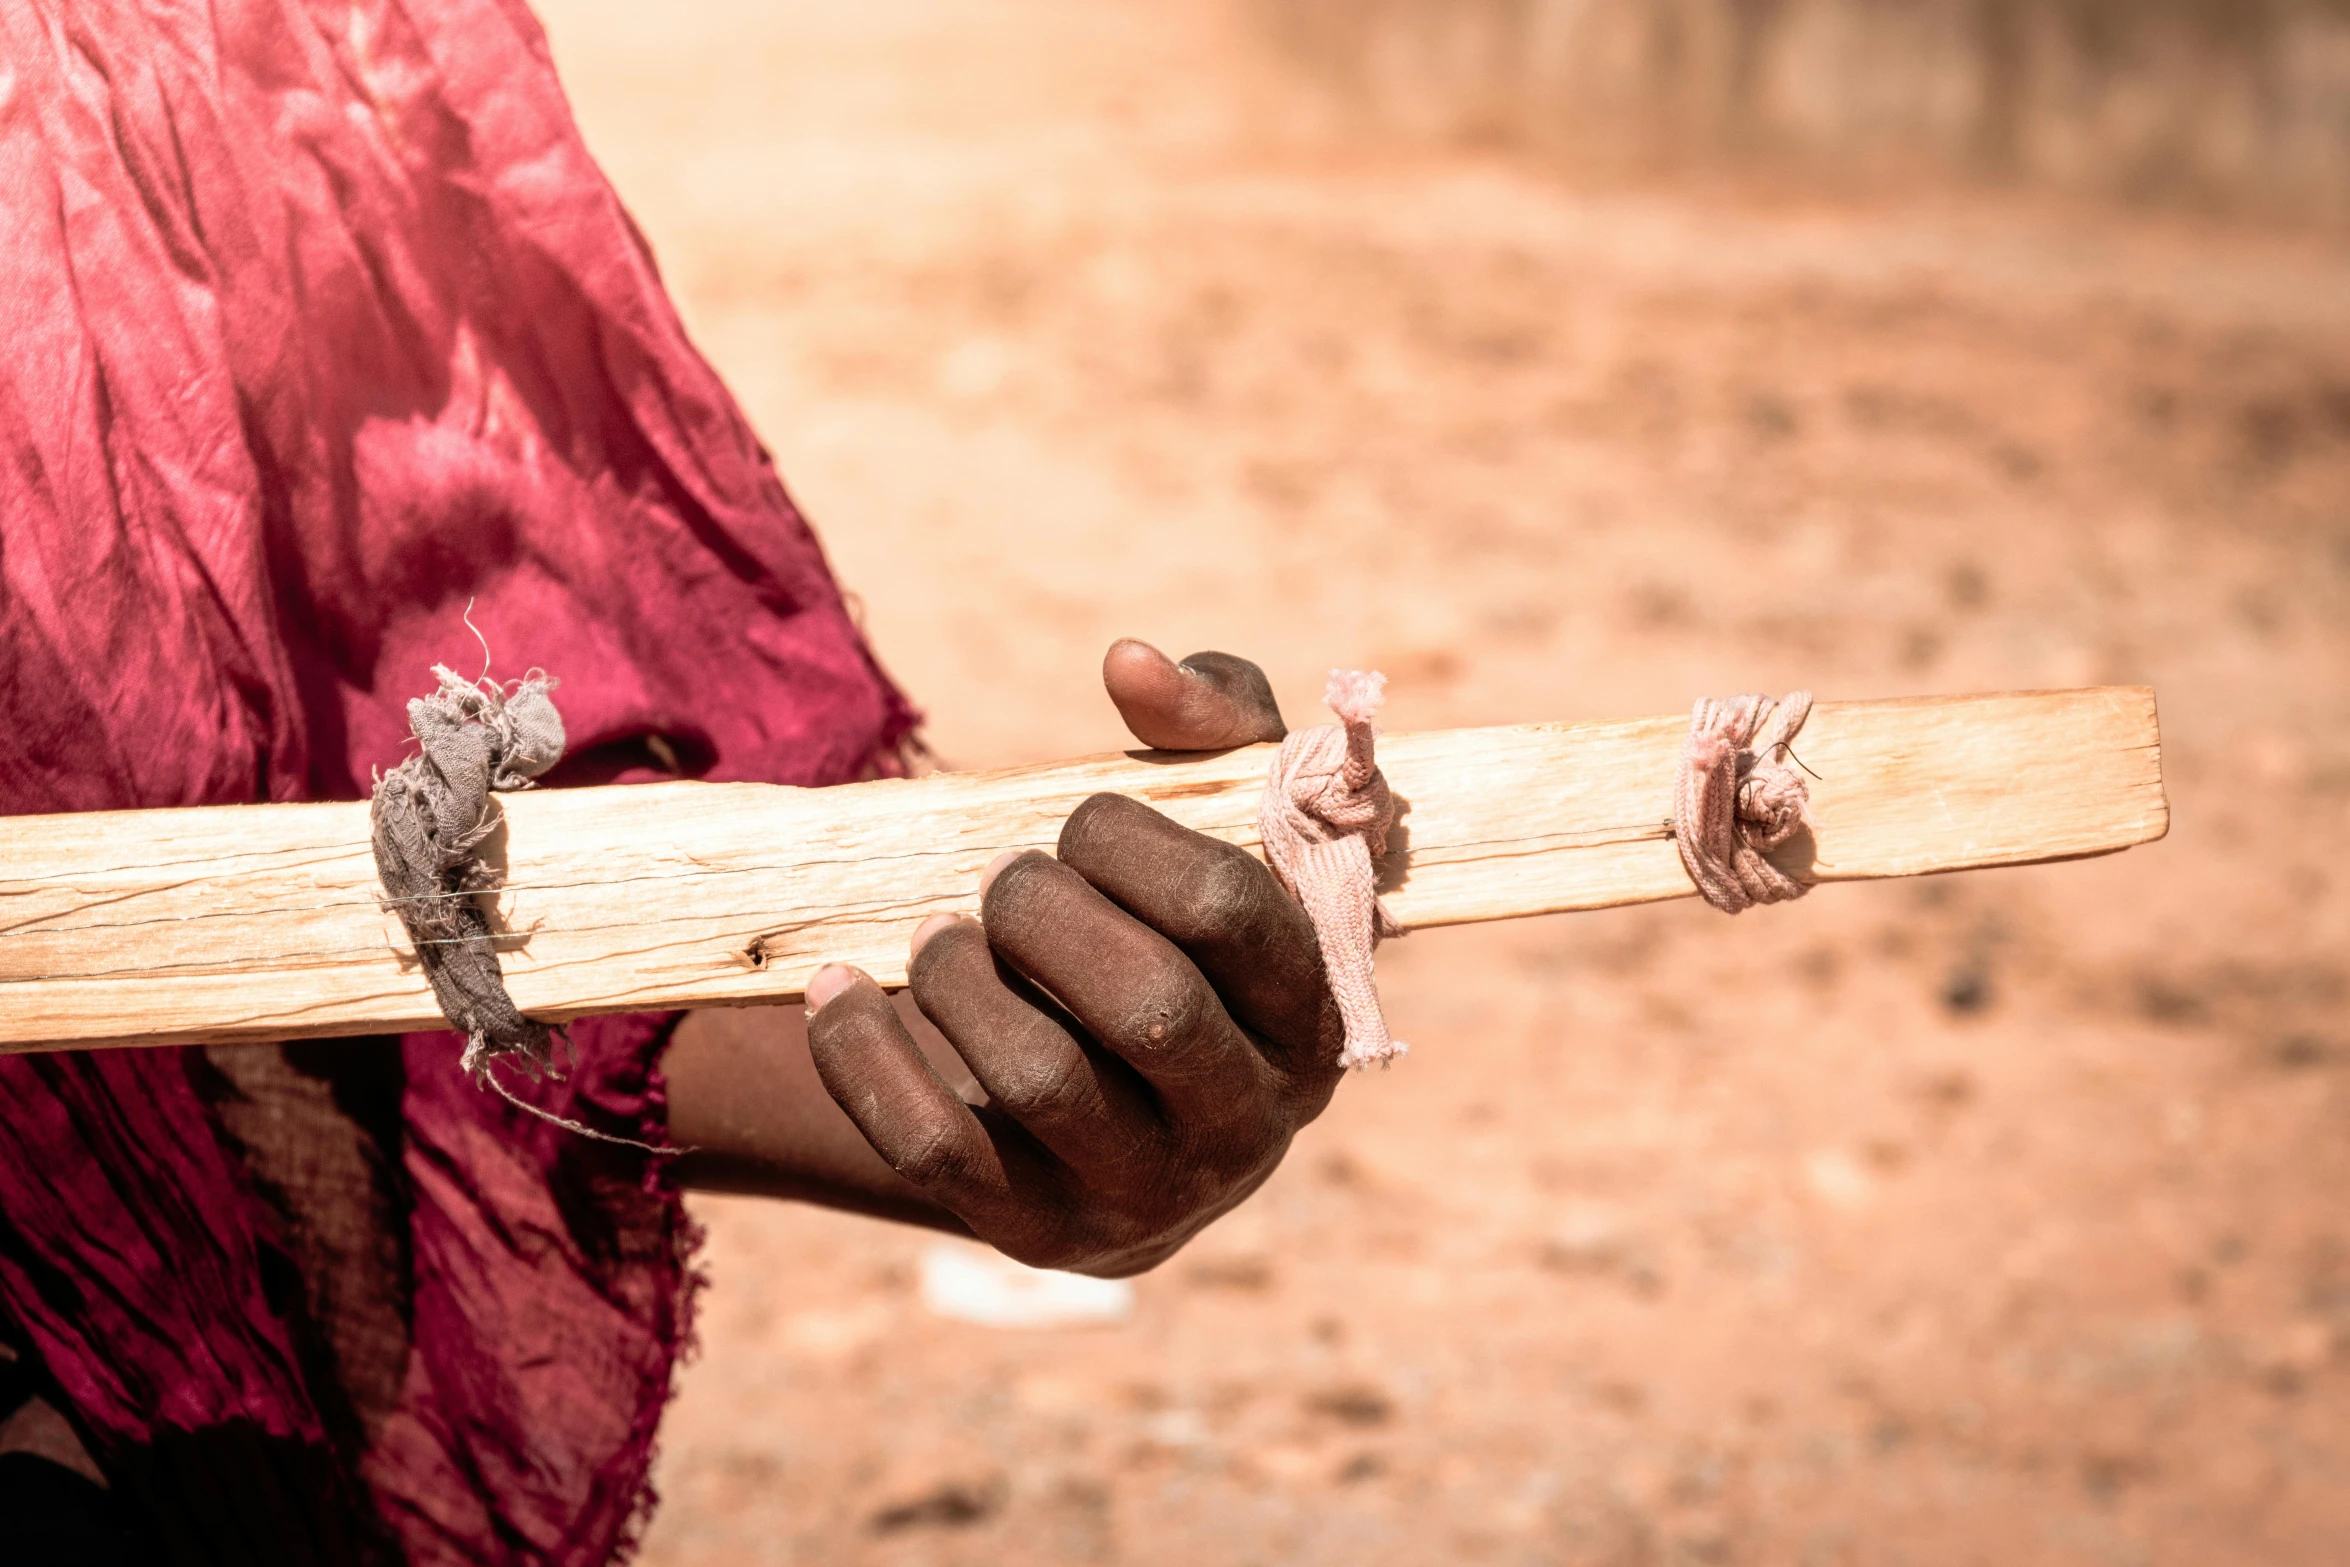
[478,1060,685,1156]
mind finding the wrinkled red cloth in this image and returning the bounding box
[0,0,914,1561]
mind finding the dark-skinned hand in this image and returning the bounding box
[665,638,1348,1278]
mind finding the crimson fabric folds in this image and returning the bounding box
[0,1,915,1560]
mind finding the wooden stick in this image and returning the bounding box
[0,687,2165,1054]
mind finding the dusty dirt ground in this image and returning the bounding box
[532,2,2350,1561]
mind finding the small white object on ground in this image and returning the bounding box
[917,1242,1135,1330]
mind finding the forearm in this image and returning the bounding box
[662,1003,971,1236]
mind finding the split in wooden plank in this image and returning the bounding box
[0,686,2167,1054]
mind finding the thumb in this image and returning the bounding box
[1103,639,1287,751]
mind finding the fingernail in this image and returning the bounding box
[910,914,961,956]
[805,963,865,1015]
[980,850,1023,895]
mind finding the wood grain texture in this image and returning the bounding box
[0,687,2165,1053]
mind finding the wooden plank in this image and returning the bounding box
[0,687,2166,1053]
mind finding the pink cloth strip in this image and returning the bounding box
[1673,691,1817,914]
[1258,671,1408,1069]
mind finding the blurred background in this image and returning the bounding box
[531,2,2350,1561]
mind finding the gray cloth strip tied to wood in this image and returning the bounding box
[369,664,566,1078]
[369,664,681,1154]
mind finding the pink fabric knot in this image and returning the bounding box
[1258,670,1407,1070]
[1673,690,1816,914]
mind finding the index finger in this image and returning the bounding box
[1056,792,1342,1081]
[978,851,1278,1124]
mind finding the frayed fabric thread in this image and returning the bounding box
[1672,690,1816,914]
[1258,670,1408,1070]
[371,664,670,1153]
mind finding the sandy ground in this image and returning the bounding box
[531,3,2350,1561]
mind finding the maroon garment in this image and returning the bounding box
[0,0,914,1560]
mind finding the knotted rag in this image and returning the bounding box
[1673,691,1816,914]
[1259,671,1409,1069]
